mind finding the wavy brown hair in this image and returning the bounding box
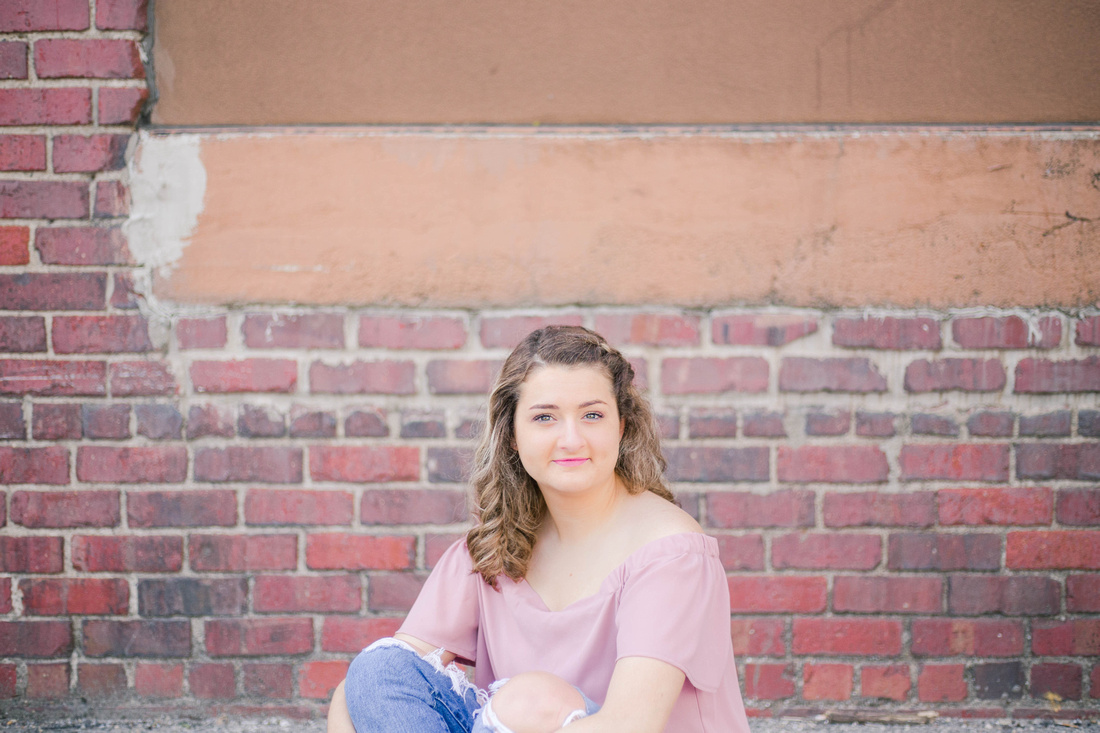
[465,325,674,587]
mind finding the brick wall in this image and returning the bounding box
[3,0,1100,721]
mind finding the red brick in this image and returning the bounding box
[953,315,1062,349]
[245,489,352,526]
[1020,410,1072,437]
[805,409,850,436]
[306,533,415,570]
[1017,443,1100,481]
[712,314,818,346]
[300,660,349,700]
[833,316,941,350]
[0,0,89,30]
[135,404,183,440]
[191,359,298,394]
[714,534,765,571]
[0,272,105,310]
[708,488,814,528]
[310,446,419,483]
[36,226,131,265]
[855,411,897,437]
[0,42,26,80]
[665,446,768,483]
[344,408,389,437]
[833,576,942,613]
[918,664,967,702]
[307,359,415,395]
[0,620,72,657]
[777,445,888,484]
[900,444,1009,482]
[887,533,1001,571]
[83,620,190,658]
[361,489,466,525]
[1094,665,1100,700]
[743,663,795,700]
[190,662,235,699]
[52,134,128,173]
[96,0,147,30]
[1068,575,1100,612]
[400,409,446,438]
[479,315,584,348]
[938,487,1052,526]
[1031,663,1083,701]
[0,316,46,352]
[98,86,147,125]
[967,410,1015,437]
[111,272,139,308]
[0,227,29,265]
[243,663,292,698]
[426,359,502,394]
[728,576,827,613]
[11,490,117,528]
[289,407,336,438]
[34,39,143,79]
[237,404,285,437]
[687,408,738,438]
[426,533,464,567]
[1032,620,1100,656]
[255,575,360,613]
[823,491,935,527]
[26,663,69,698]
[135,663,182,698]
[77,446,186,483]
[905,358,1006,392]
[82,403,130,439]
[52,315,151,354]
[194,446,302,483]
[1007,531,1100,569]
[243,313,344,349]
[803,664,853,701]
[912,618,1024,657]
[189,534,297,572]
[742,411,786,437]
[186,404,234,439]
[0,664,16,698]
[176,317,226,349]
[0,446,68,484]
[595,313,700,346]
[1016,357,1100,393]
[729,618,785,656]
[321,617,403,653]
[0,536,63,573]
[793,618,903,656]
[1078,317,1100,347]
[367,572,426,612]
[128,490,236,528]
[110,360,177,396]
[72,535,182,572]
[0,402,23,439]
[0,135,45,171]
[78,663,126,697]
[139,578,247,616]
[771,533,880,570]
[861,665,911,701]
[911,413,959,436]
[0,89,91,126]
[661,357,769,394]
[359,315,466,349]
[21,578,128,616]
[205,618,313,657]
[779,357,886,393]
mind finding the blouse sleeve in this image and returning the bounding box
[614,547,731,692]
[397,539,481,665]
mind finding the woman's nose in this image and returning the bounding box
[557,419,584,450]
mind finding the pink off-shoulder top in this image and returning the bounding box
[398,532,750,733]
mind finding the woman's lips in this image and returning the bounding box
[552,458,589,466]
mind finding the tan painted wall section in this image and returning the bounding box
[138,130,1100,308]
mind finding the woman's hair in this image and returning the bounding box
[465,325,674,586]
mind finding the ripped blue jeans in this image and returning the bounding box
[344,638,599,733]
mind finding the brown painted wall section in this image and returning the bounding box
[152,0,1100,125]
[148,130,1100,308]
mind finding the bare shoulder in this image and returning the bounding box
[627,490,703,542]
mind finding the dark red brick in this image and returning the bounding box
[1016,357,1100,393]
[426,534,464,568]
[367,572,426,612]
[0,135,45,171]
[687,408,737,438]
[400,410,446,439]
[712,314,818,346]
[793,618,903,655]
[973,662,1024,700]
[21,578,128,615]
[742,411,786,437]
[135,404,183,440]
[0,316,46,352]
[36,226,130,264]
[666,446,769,482]
[77,446,186,484]
[824,491,936,527]
[0,272,105,310]
[1067,575,1100,612]
[427,446,473,483]
[0,42,26,80]
[0,0,89,30]
[479,315,584,348]
[595,313,700,346]
[953,315,1062,349]
[1031,663,1082,701]
[189,534,297,572]
[177,317,227,349]
[26,663,68,698]
[1020,410,1072,437]
[110,272,139,309]
[714,534,765,571]
[344,407,389,437]
[205,618,313,657]
[128,490,236,528]
[947,575,1060,615]
[1007,531,1100,569]
[1077,316,1100,347]
[93,180,129,218]
[78,663,126,697]
[34,39,143,79]
[243,663,292,698]
[321,618,403,653]
[0,226,29,265]
[191,359,298,394]
[361,489,466,525]
[242,313,344,349]
[110,361,177,396]
[310,446,419,483]
[968,410,1015,437]
[98,86,147,125]
[186,404,234,439]
[833,316,941,349]
[0,89,91,127]
[918,664,967,702]
[52,134,128,173]
[938,487,1052,526]
[743,663,795,700]
[254,575,360,613]
[1031,620,1100,656]
[52,315,152,354]
[0,621,72,657]
[780,357,886,393]
[0,402,23,439]
[772,533,880,570]
[912,619,1024,657]
[84,620,190,657]
[190,662,235,699]
[306,533,415,570]
[96,0,147,30]
[1080,410,1100,437]
[426,359,502,394]
[0,446,68,484]
[0,536,63,573]
[778,445,888,483]
[72,535,182,572]
[888,533,1001,571]
[11,490,117,528]
[833,576,942,613]
[728,576,827,613]
[138,578,247,616]
[708,490,814,529]
[194,446,302,483]
[82,403,130,439]
[289,407,336,438]
[1059,489,1100,526]
[237,404,285,438]
[900,444,1009,481]
[855,411,897,437]
[911,413,959,436]
[245,489,352,526]
[310,360,415,394]
[905,358,1006,392]
[805,409,850,436]
[1017,443,1100,480]
[359,315,466,349]
[662,357,769,394]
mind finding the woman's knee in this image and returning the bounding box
[487,672,586,733]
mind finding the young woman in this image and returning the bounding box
[328,326,750,733]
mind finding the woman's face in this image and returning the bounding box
[513,364,623,499]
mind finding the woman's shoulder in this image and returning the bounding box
[627,490,704,544]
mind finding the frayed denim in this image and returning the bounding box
[344,638,598,733]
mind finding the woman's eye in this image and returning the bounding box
[584,412,603,420]
[533,414,553,422]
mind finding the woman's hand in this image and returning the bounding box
[326,680,355,733]
[558,657,684,733]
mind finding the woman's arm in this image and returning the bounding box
[394,632,457,666]
[558,656,684,733]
